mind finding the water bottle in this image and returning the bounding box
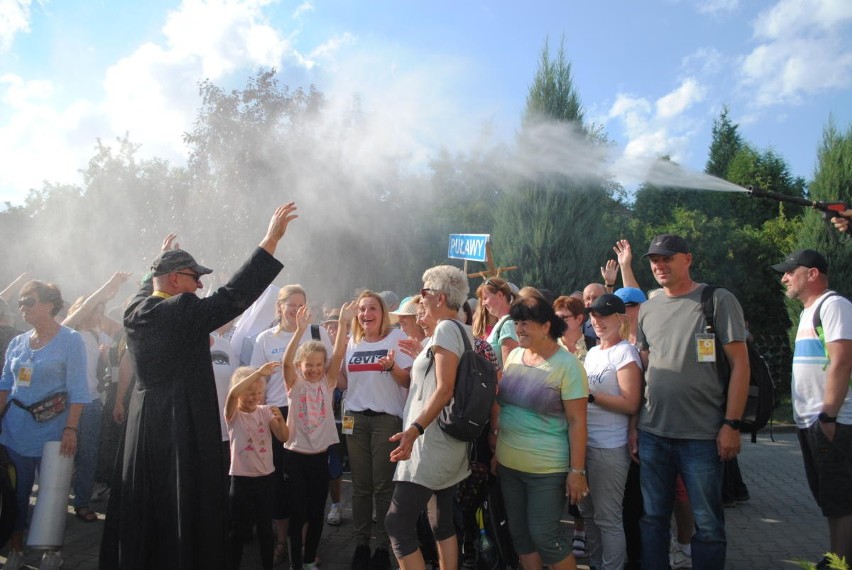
[478,528,494,561]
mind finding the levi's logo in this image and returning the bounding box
[348,350,387,372]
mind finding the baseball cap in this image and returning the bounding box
[614,287,647,305]
[642,234,690,258]
[771,249,828,274]
[151,250,213,277]
[389,296,418,317]
[584,293,626,316]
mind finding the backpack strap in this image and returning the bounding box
[811,291,839,367]
[424,320,471,377]
[700,285,718,334]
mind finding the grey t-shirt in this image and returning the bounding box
[394,319,472,490]
[636,284,746,440]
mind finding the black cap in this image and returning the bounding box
[642,234,690,258]
[584,293,626,316]
[771,249,828,274]
[150,250,213,277]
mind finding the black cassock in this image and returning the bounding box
[100,248,282,570]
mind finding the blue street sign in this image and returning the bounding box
[448,234,489,262]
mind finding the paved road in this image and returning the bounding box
[0,430,829,569]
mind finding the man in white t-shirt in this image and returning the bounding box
[773,249,852,566]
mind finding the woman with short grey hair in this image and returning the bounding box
[420,265,469,310]
[385,265,472,570]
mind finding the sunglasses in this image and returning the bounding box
[420,287,438,297]
[177,271,202,284]
[18,297,38,308]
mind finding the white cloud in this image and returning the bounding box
[681,47,726,77]
[655,78,705,119]
[2,0,357,203]
[696,0,740,15]
[607,78,706,163]
[0,0,34,53]
[739,0,852,107]
[0,73,101,202]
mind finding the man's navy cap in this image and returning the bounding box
[642,234,690,258]
[584,293,626,316]
[771,249,828,274]
[151,250,213,277]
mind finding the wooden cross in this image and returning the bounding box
[466,241,518,279]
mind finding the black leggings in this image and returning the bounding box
[283,448,330,567]
[230,473,276,570]
[386,481,457,559]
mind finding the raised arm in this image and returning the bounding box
[327,301,355,388]
[0,272,33,302]
[601,259,619,292]
[282,306,311,391]
[63,272,132,329]
[258,202,299,257]
[614,239,640,289]
[224,362,280,421]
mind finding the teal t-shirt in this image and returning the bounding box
[496,346,588,474]
[486,315,518,370]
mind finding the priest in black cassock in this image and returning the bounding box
[100,203,298,570]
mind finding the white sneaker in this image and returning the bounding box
[669,543,692,569]
[327,503,342,526]
[39,550,63,570]
[3,550,24,570]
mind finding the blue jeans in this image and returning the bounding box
[638,430,725,570]
[6,447,41,532]
[72,399,102,508]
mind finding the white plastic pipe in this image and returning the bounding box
[26,441,74,550]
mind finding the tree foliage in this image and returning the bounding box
[796,118,852,299]
[491,39,622,294]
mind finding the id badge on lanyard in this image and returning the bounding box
[341,398,354,435]
[695,333,716,362]
[17,356,34,388]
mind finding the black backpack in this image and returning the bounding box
[701,286,777,443]
[425,320,497,442]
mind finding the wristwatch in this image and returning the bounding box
[722,418,743,431]
[588,393,596,404]
[818,412,837,424]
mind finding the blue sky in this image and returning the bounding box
[1,0,851,205]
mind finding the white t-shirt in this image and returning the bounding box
[792,291,852,428]
[394,320,471,489]
[285,378,339,454]
[80,329,111,400]
[211,334,238,442]
[250,325,333,407]
[584,340,641,448]
[344,328,413,418]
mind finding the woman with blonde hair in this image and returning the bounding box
[578,294,642,570]
[250,284,334,564]
[339,291,413,570]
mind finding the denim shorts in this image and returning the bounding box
[797,421,852,518]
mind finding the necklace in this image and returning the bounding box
[30,325,60,349]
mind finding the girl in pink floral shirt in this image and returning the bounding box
[281,304,350,570]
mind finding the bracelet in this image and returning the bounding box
[384,362,395,373]
[569,467,586,476]
[605,282,615,288]
[63,426,78,433]
[411,422,425,435]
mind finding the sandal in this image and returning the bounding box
[273,541,287,566]
[75,506,99,523]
